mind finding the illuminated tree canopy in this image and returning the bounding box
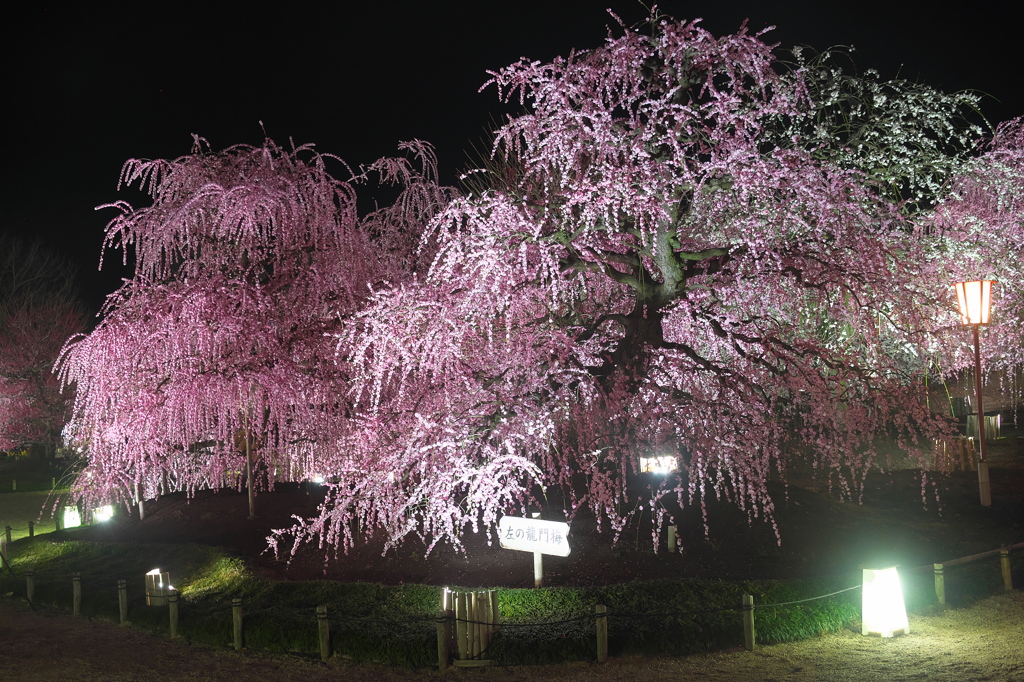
[926,117,1024,372]
[61,15,1022,557]
[59,138,450,511]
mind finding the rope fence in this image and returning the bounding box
[0,540,1018,670]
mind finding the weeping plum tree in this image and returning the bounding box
[280,14,1018,557]
[59,137,450,517]
[62,13,1020,560]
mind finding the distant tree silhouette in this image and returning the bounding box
[0,237,86,456]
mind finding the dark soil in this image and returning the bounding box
[56,423,1024,589]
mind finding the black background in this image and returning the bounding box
[5,2,1021,313]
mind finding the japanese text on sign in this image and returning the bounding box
[497,516,571,557]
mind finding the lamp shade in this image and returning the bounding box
[93,505,114,523]
[954,281,994,325]
[145,568,172,606]
[639,456,678,474]
[862,567,909,637]
[62,506,82,529]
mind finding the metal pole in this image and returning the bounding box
[532,512,543,587]
[973,326,991,506]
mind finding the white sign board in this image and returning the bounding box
[498,516,571,557]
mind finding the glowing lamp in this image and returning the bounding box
[62,506,82,529]
[639,456,678,474]
[952,280,996,507]
[93,505,114,523]
[311,474,325,484]
[953,280,994,325]
[862,567,909,637]
[145,568,172,606]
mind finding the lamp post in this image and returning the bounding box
[953,280,995,507]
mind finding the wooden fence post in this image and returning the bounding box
[26,569,35,604]
[489,589,499,646]
[317,605,330,661]
[72,572,81,616]
[596,604,608,663]
[437,608,451,670]
[455,591,468,660]
[232,598,244,650]
[4,526,11,548]
[28,521,34,538]
[471,591,481,659]
[1001,549,1012,591]
[742,594,756,651]
[667,524,677,553]
[0,537,7,570]
[169,589,179,638]
[447,588,500,666]
[118,579,128,624]
[934,563,946,605]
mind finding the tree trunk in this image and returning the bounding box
[245,432,256,520]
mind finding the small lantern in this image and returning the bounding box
[952,280,997,506]
[862,567,909,637]
[145,568,172,606]
[62,506,82,529]
[93,505,114,523]
[953,280,994,325]
[639,456,678,474]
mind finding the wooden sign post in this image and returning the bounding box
[498,515,570,587]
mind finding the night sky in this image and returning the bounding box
[5,2,1022,315]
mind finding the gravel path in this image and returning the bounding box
[2,592,1022,681]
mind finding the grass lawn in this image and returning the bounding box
[0,490,64,541]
